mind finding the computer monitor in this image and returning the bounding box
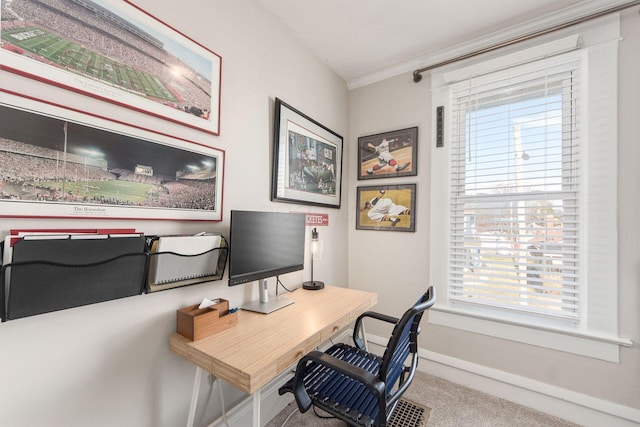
[228,210,306,313]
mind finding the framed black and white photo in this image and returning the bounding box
[356,184,416,232]
[358,127,418,180]
[0,0,221,135]
[271,98,343,208]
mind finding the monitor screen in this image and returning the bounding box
[228,210,306,286]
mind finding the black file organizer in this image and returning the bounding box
[1,236,148,321]
[146,235,228,293]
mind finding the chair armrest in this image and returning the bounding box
[353,311,399,350]
[292,350,386,412]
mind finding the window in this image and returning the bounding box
[449,56,580,323]
[429,18,629,361]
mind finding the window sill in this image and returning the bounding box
[429,306,632,362]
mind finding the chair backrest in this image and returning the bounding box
[379,286,436,399]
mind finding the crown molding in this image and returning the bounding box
[347,0,637,90]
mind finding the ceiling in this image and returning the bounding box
[257,0,625,86]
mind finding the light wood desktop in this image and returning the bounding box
[169,285,378,427]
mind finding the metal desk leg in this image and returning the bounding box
[253,388,261,427]
[187,366,203,427]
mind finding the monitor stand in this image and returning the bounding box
[241,279,294,314]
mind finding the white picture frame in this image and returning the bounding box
[0,0,221,135]
[0,92,224,221]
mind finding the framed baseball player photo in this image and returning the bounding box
[356,184,416,232]
[357,127,418,180]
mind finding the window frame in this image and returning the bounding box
[447,56,582,321]
[428,15,631,362]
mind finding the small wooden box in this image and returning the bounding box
[176,298,237,341]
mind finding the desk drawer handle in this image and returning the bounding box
[332,326,340,332]
[295,351,304,359]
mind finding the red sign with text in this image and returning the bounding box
[305,213,329,226]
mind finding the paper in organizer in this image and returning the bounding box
[150,234,222,285]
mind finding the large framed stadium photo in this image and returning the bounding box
[271,98,343,209]
[356,184,416,232]
[0,0,221,135]
[0,96,225,221]
[357,127,418,180]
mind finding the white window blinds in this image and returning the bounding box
[448,55,581,321]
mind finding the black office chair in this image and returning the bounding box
[279,286,436,427]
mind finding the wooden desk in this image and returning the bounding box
[170,285,377,426]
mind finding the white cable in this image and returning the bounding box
[280,405,299,427]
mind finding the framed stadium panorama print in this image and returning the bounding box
[271,98,343,209]
[0,0,221,135]
[0,95,224,221]
[356,184,416,232]
[358,127,418,180]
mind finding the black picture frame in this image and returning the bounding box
[271,98,343,208]
[356,184,416,232]
[358,127,418,180]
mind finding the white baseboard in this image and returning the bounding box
[207,329,639,427]
[365,333,640,427]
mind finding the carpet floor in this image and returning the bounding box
[266,371,579,426]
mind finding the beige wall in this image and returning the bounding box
[0,1,348,426]
[348,8,640,418]
[0,1,637,426]
[347,73,431,334]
